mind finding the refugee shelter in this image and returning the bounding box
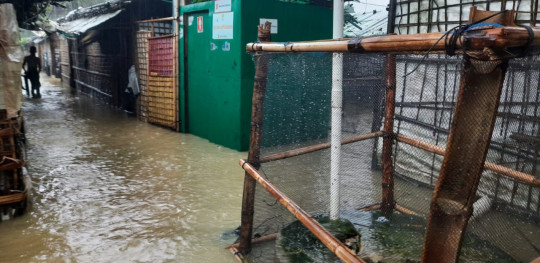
[31,33,61,78]
[56,0,171,113]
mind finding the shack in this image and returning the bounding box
[56,0,171,112]
[179,0,333,151]
[33,33,61,78]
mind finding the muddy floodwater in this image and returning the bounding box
[0,76,245,262]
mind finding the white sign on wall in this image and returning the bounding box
[259,18,278,34]
[213,12,234,39]
[215,0,232,13]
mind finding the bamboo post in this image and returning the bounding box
[381,54,396,212]
[421,56,509,262]
[237,22,272,255]
[240,160,364,263]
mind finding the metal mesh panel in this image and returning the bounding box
[244,49,540,262]
[393,0,540,34]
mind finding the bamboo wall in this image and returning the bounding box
[58,34,71,86]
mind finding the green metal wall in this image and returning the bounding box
[179,0,332,151]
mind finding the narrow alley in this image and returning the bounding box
[0,74,244,262]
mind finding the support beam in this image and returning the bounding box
[396,134,540,187]
[240,160,364,263]
[381,54,396,212]
[237,22,271,255]
[260,132,383,163]
[421,57,508,263]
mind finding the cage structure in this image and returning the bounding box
[232,10,540,263]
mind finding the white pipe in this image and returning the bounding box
[330,0,344,221]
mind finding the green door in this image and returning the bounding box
[185,11,212,138]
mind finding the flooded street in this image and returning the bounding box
[0,75,245,262]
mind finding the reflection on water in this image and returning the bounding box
[0,76,245,263]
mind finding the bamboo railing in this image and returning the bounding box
[247,26,540,54]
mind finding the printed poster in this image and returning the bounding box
[213,12,234,39]
[215,0,232,13]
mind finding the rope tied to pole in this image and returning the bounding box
[403,10,510,77]
[517,24,535,57]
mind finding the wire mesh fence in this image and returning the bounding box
[238,46,540,262]
[393,0,540,34]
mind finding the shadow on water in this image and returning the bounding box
[0,75,245,263]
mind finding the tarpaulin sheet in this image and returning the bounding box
[0,4,23,118]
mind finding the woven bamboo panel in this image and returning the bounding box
[145,36,177,129]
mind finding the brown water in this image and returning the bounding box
[0,76,245,262]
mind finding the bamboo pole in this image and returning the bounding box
[240,160,364,263]
[246,26,540,53]
[136,17,176,23]
[260,131,384,163]
[227,233,278,249]
[381,54,396,213]
[237,22,272,255]
[396,134,540,187]
[421,56,508,263]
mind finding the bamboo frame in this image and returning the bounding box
[361,203,418,215]
[240,160,364,263]
[260,131,384,163]
[228,234,278,263]
[237,22,272,255]
[227,233,278,249]
[238,12,540,263]
[136,17,176,23]
[422,55,508,262]
[246,26,540,53]
[396,134,540,187]
[381,54,397,212]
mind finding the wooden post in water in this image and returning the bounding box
[237,22,272,255]
[381,54,396,212]
[421,57,508,263]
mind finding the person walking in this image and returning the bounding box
[22,46,41,98]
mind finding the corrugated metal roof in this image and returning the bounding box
[57,9,123,36]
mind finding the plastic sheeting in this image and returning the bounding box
[0,4,23,118]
